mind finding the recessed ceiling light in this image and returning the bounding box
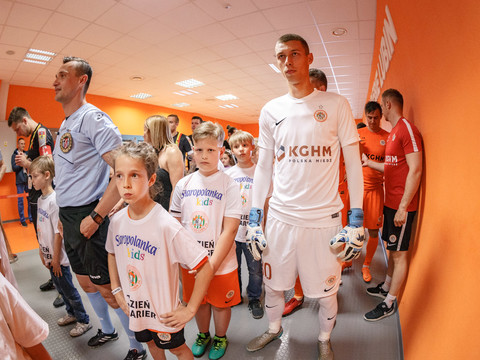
[173,89,199,96]
[6,50,15,55]
[176,79,204,88]
[332,28,347,36]
[172,102,190,107]
[216,94,238,101]
[130,75,144,81]
[130,93,152,100]
[23,48,56,65]
[26,53,52,62]
[29,48,56,56]
[269,64,281,73]
[23,59,47,65]
[219,104,239,109]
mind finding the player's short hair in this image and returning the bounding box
[192,116,204,123]
[17,137,25,144]
[168,114,179,124]
[382,89,403,109]
[30,156,55,178]
[309,68,328,90]
[8,107,31,127]
[114,141,160,199]
[365,101,382,115]
[226,125,237,137]
[228,130,254,148]
[277,33,309,54]
[144,115,173,152]
[193,121,224,146]
[357,122,367,129]
[63,56,92,95]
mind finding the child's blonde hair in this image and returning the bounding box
[228,130,254,148]
[114,142,161,199]
[30,156,55,178]
[193,121,224,146]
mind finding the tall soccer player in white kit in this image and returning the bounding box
[245,34,365,360]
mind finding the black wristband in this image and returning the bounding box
[90,211,104,225]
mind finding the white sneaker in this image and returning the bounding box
[57,314,76,326]
[70,322,92,337]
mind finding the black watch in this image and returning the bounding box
[90,211,104,225]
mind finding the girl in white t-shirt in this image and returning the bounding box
[107,142,213,360]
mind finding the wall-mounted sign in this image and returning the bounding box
[370,5,398,101]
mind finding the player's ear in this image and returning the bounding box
[148,173,156,187]
[219,146,225,157]
[308,52,313,65]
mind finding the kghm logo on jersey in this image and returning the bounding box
[314,109,328,122]
[127,265,142,291]
[191,211,209,233]
[276,145,286,162]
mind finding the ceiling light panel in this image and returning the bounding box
[216,94,238,101]
[175,78,204,88]
[130,93,152,99]
[172,102,190,107]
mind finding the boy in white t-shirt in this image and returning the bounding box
[225,131,264,320]
[30,156,91,338]
[171,122,242,360]
[106,142,213,360]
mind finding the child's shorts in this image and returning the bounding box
[135,328,185,350]
[181,268,241,308]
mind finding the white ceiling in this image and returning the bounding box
[0,0,376,123]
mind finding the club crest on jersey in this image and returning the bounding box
[191,211,209,233]
[241,193,248,207]
[60,132,73,153]
[127,265,142,291]
[314,109,328,122]
[380,139,386,146]
[389,234,397,243]
[226,290,235,299]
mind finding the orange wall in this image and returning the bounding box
[369,2,480,359]
[1,85,259,221]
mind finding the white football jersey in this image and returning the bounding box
[106,204,208,333]
[37,191,69,266]
[171,170,242,275]
[258,90,358,227]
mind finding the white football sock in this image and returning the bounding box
[317,294,338,342]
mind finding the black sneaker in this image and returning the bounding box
[248,299,264,319]
[124,349,147,360]
[364,301,395,321]
[87,329,119,347]
[21,221,28,227]
[53,294,65,308]
[40,278,55,291]
[366,282,388,299]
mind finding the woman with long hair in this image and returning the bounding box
[143,115,184,210]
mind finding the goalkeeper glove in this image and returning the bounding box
[330,208,365,262]
[246,207,267,261]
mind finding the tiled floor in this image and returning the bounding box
[7,221,402,360]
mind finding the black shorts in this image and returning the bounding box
[135,328,185,350]
[59,201,110,285]
[382,206,417,251]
